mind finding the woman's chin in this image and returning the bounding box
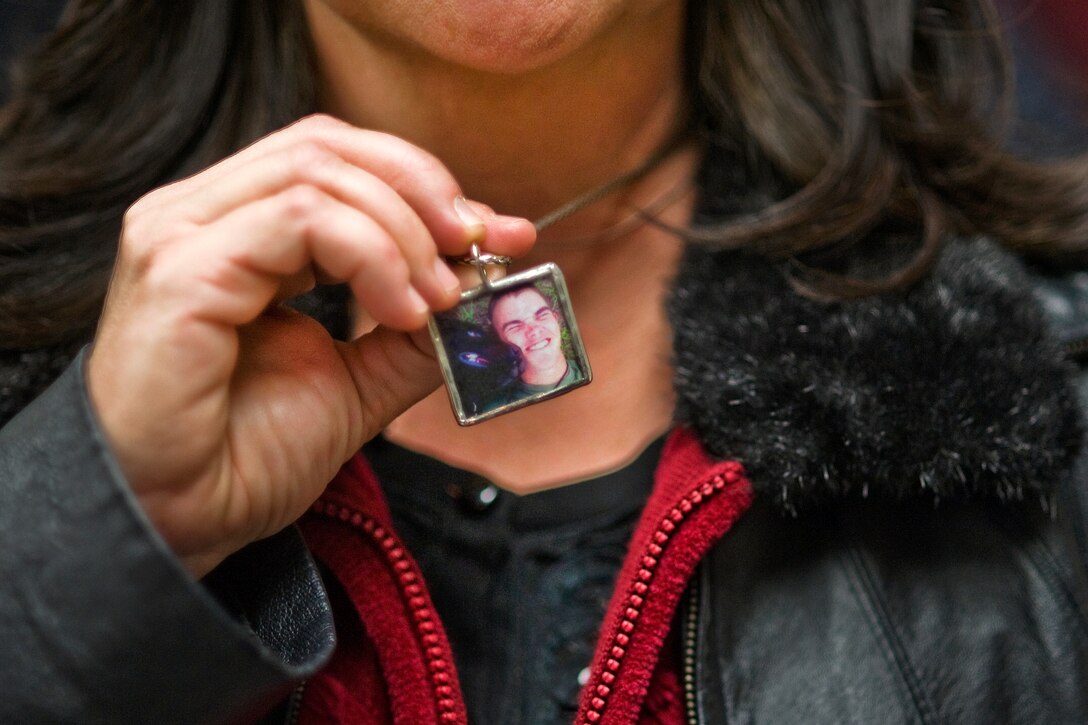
[310,0,643,75]
[422,1,609,73]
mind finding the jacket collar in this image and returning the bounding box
[668,230,1083,514]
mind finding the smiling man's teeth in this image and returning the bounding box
[527,339,550,352]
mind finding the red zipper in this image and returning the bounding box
[576,460,745,724]
[309,499,462,724]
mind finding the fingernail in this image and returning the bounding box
[495,215,537,233]
[454,195,485,233]
[433,258,460,293]
[407,287,429,316]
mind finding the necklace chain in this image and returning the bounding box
[453,134,691,268]
[530,133,690,234]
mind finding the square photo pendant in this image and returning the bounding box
[428,262,592,426]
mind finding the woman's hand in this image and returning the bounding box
[86,114,535,578]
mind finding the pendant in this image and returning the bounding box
[428,245,592,425]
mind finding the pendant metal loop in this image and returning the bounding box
[454,244,512,290]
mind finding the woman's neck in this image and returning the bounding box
[306,0,696,493]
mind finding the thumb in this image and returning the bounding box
[338,325,444,441]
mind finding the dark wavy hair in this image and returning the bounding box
[1,1,1086,348]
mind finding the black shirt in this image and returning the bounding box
[364,436,665,725]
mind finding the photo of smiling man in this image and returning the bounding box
[429,268,591,424]
[485,281,587,407]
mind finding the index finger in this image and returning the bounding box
[154,114,537,257]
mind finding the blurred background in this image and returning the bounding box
[997,0,1088,156]
[0,1,1084,152]
[0,0,63,100]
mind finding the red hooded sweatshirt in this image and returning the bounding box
[296,428,753,724]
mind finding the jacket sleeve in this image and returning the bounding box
[0,352,336,724]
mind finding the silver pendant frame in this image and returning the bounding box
[428,257,592,426]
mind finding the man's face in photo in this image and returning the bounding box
[490,287,565,372]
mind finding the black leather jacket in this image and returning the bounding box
[662,238,1088,724]
[2,233,1087,723]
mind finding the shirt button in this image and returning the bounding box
[476,484,499,507]
[577,666,591,687]
[448,474,500,514]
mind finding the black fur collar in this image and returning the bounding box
[668,237,1083,513]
